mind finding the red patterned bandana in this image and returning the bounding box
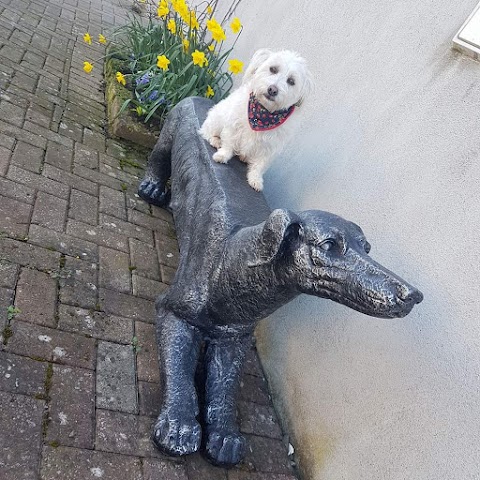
[248,93,295,131]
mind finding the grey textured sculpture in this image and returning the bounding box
[138,97,423,467]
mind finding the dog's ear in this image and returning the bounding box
[295,68,314,108]
[242,48,273,85]
[248,209,304,267]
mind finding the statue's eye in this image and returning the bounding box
[364,242,371,254]
[319,239,335,252]
[270,66,278,74]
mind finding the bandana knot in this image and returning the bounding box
[248,93,295,131]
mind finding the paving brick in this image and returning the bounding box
[96,409,167,459]
[99,185,127,220]
[160,264,177,285]
[100,213,154,245]
[0,176,36,204]
[44,140,73,171]
[74,143,99,170]
[62,255,97,284]
[0,238,60,271]
[40,446,143,480]
[0,392,45,480]
[128,209,176,238]
[152,204,174,223]
[96,341,137,413]
[240,374,271,406]
[10,139,44,173]
[28,224,98,262]
[132,274,168,301]
[143,458,189,480]
[238,401,283,440]
[82,127,106,151]
[0,261,19,289]
[0,195,31,238]
[6,320,96,369]
[243,436,293,475]
[58,119,83,142]
[135,321,160,383]
[59,260,98,310]
[0,133,15,150]
[99,246,131,293]
[228,472,297,480]
[0,99,26,127]
[32,191,68,231]
[99,288,155,323]
[10,71,38,94]
[43,164,97,196]
[24,121,73,149]
[0,351,47,397]
[138,381,162,417]
[155,232,180,268]
[58,305,134,345]
[7,165,70,199]
[0,118,47,149]
[73,164,124,191]
[0,286,13,329]
[100,162,141,185]
[66,219,129,253]
[26,103,52,128]
[15,267,57,327]
[185,453,228,480]
[126,190,151,214]
[69,189,98,225]
[0,145,12,175]
[46,364,95,448]
[129,239,160,281]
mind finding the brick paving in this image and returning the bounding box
[0,0,298,478]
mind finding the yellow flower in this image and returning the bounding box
[205,85,214,98]
[228,58,243,74]
[206,5,213,14]
[115,72,126,86]
[187,11,199,30]
[230,17,242,34]
[157,54,171,71]
[172,0,188,17]
[157,4,169,17]
[182,38,190,52]
[211,26,226,42]
[208,44,215,52]
[136,106,146,116]
[83,61,93,73]
[206,17,222,32]
[191,50,207,67]
[167,18,176,34]
[98,34,107,44]
[83,33,92,45]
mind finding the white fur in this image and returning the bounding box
[199,49,312,191]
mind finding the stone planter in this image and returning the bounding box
[105,58,160,148]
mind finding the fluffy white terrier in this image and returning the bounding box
[199,48,312,191]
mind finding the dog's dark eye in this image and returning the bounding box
[287,77,295,86]
[364,242,371,254]
[270,66,278,74]
[319,240,335,252]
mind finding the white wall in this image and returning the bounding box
[214,1,480,478]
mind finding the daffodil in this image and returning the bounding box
[211,26,226,42]
[167,18,176,34]
[205,85,214,98]
[230,17,242,34]
[157,4,169,18]
[136,105,146,116]
[228,58,243,74]
[182,38,190,52]
[83,33,92,45]
[187,11,199,30]
[191,50,207,67]
[206,18,222,32]
[206,5,213,14]
[98,34,107,44]
[208,44,215,52]
[115,71,126,86]
[172,0,188,17]
[83,61,93,73]
[157,54,171,71]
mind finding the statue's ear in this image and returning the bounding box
[248,209,303,267]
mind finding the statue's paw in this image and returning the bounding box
[205,430,246,467]
[152,412,201,456]
[138,178,170,207]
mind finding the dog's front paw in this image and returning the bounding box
[152,411,201,456]
[247,172,264,191]
[138,178,170,207]
[209,136,222,149]
[212,149,231,164]
[205,430,246,466]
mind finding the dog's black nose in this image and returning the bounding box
[397,285,424,305]
[267,85,278,97]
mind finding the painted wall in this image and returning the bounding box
[209,1,480,478]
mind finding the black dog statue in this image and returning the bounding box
[138,97,423,467]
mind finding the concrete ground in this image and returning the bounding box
[0,0,297,478]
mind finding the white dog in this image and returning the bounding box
[199,49,312,191]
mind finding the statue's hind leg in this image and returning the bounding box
[152,308,202,456]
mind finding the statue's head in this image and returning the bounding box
[250,209,423,318]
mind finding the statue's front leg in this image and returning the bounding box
[152,310,202,456]
[204,334,252,466]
